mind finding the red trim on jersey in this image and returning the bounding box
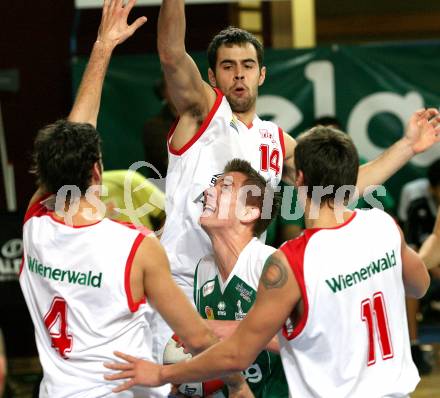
[108,218,152,236]
[167,88,224,156]
[124,233,147,312]
[23,193,53,224]
[278,127,286,159]
[280,235,313,340]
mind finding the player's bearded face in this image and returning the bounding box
[211,44,265,115]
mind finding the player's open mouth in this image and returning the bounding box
[234,87,246,95]
[201,188,217,218]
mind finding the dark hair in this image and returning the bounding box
[294,126,359,205]
[31,119,102,195]
[224,158,280,237]
[207,27,264,71]
[313,116,342,130]
[427,158,440,188]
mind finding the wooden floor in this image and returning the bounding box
[413,344,440,398]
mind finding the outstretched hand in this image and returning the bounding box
[405,108,440,154]
[104,351,162,392]
[97,0,147,49]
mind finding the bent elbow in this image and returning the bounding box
[408,274,431,299]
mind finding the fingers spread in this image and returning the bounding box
[104,369,135,380]
[130,16,148,34]
[113,379,137,393]
[123,0,137,14]
[114,351,138,362]
[104,361,133,371]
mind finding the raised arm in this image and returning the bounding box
[69,0,147,126]
[357,108,440,193]
[158,0,216,150]
[26,0,147,210]
[105,250,298,388]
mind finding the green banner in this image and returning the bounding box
[72,42,440,207]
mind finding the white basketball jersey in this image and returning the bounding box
[278,209,419,398]
[20,197,158,398]
[162,88,284,297]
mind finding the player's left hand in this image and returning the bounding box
[104,351,162,391]
[404,108,440,154]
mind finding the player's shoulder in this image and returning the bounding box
[249,239,276,260]
[279,232,308,254]
[241,239,276,276]
[106,218,152,235]
[355,207,395,225]
[24,193,54,224]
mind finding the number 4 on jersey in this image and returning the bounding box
[44,297,73,359]
[361,292,393,366]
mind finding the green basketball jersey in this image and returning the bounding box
[194,238,288,398]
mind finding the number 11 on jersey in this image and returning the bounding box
[361,291,394,366]
[44,297,73,359]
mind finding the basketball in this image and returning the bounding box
[163,335,224,396]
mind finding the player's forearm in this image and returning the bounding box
[207,319,279,352]
[158,0,187,65]
[357,138,414,194]
[68,41,113,127]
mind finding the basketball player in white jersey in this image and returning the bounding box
[20,2,250,397]
[105,126,431,398]
[153,2,440,369]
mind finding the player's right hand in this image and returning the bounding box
[104,351,162,391]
